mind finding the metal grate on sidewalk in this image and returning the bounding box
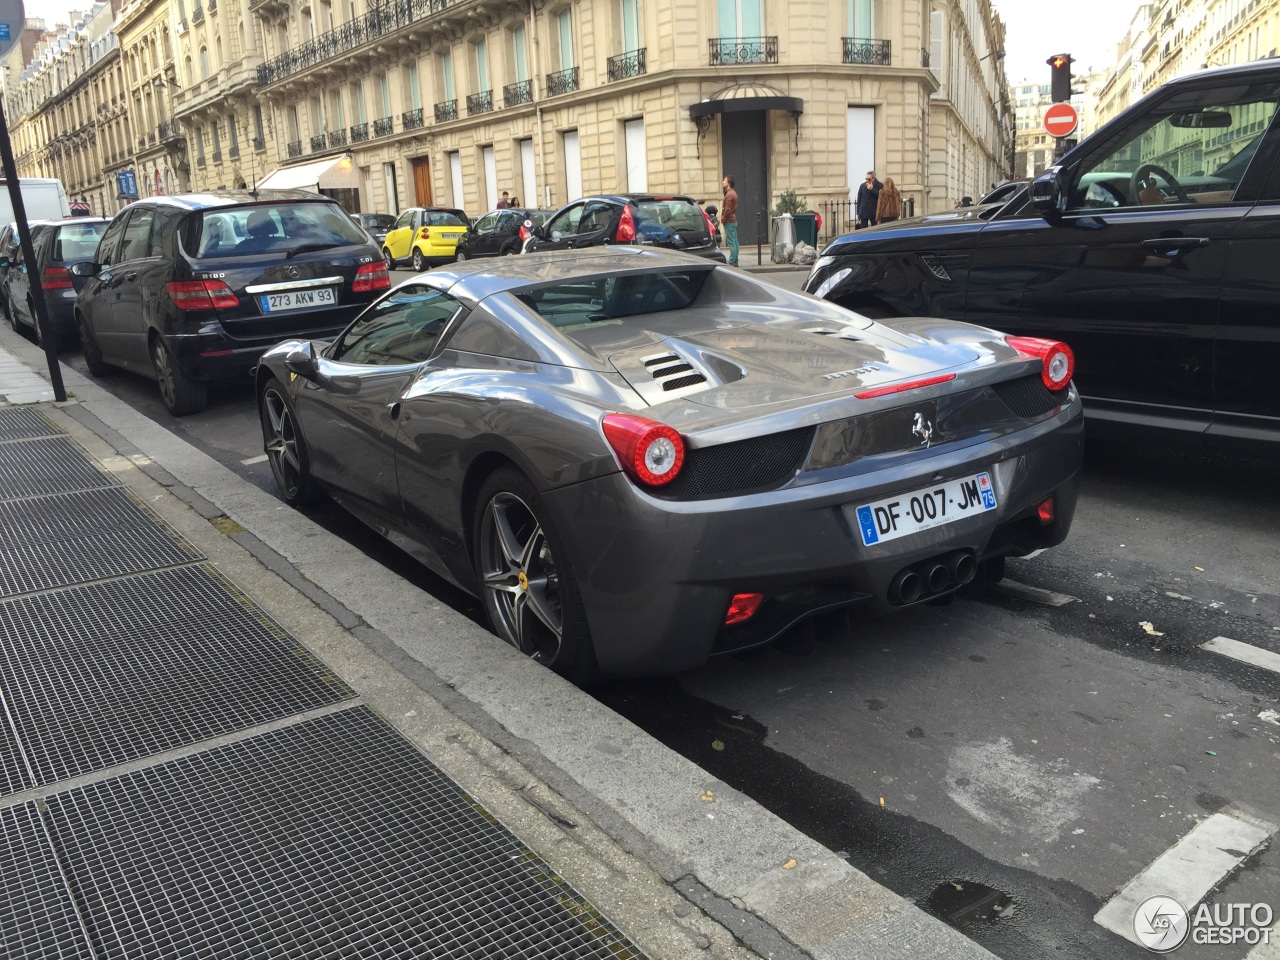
[0,486,203,598]
[43,707,648,960]
[0,435,116,502]
[0,704,31,797]
[0,564,355,786]
[0,803,95,960]
[0,407,61,442]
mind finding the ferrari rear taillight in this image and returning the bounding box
[1007,336,1075,391]
[352,262,391,292]
[615,205,636,243]
[41,266,73,290]
[602,413,685,487]
[166,280,240,310]
[724,592,764,625]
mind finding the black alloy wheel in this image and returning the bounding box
[260,378,318,506]
[150,336,208,416]
[455,249,468,262]
[474,468,596,684]
[412,248,426,272]
[76,312,112,377]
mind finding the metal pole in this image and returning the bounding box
[756,211,762,266]
[0,99,67,402]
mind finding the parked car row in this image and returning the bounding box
[2,217,109,345]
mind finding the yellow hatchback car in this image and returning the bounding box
[381,207,471,271]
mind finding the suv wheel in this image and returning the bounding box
[151,336,208,416]
[412,248,426,272]
[77,312,112,378]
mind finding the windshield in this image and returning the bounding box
[632,200,710,244]
[424,211,467,228]
[518,269,710,328]
[184,202,368,258]
[360,214,396,229]
[52,222,107,262]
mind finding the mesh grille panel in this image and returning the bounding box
[44,708,647,960]
[656,427,815,499]
[0,487,203,598]
[0,408,60,441]
[0,436,115,502]
[991,374,1067,419]
[1,703,31,796]
[0,803,95,960]
[0,564,355,786]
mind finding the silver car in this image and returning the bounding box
[256,248,1083,683]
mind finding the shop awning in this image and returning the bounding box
[255,154,360,192]
[689,81,804,119]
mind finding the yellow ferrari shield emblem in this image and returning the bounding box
[518,571,529,591]
[288,371,298,383]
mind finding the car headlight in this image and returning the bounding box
[810,255,836,277]
[812,267,852,300]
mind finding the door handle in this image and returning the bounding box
[1141,237,1210,252]
[125,272,138,281]
[387,401,401,420]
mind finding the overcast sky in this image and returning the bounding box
[994,0,1143,83]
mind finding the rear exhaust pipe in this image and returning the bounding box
[925,563,950,594]
[890,569,922,605]
[948,552,978,586]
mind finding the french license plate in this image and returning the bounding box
[258,288,336,312]
[853,472,997,546]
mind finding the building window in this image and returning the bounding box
[717,0,761,38]
[352,81,367,124]
[378,72,392,116]
[473,38,489,92]
[287,105,300,141]
[846,0,872,36]
[556,9,574,70]
[199,46,209,78]
[512,24,528,83]
[620,0,640,51]
[228,115,238,151]
[406,61,421,110]
[330,89,345,129]
[253,104,265,142]
[929,10,943,82]
[440,50,455,102]
[311,96,324,133]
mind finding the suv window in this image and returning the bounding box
[52,222,107,262]
[518,270,710,327]
[1068,82,1280,211]
[578,201,615,234]
[117,208,156,262]
[332,285,462,365]
[96,214,129,267]
[393,210,417,230]
[473,213,499,234]
[632,199,711,242]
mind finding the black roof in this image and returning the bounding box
[581,194,700,204]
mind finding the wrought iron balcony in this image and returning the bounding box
[433,100,457,122]
[329,130,347,147]
[192,5,203,21]
[708,36,778,65]
[545,66,579,96]
[843,37,890,65]
[147,132,157,145]
[310,134,327,152]
[158,120,181,142]
[350,122,369,142]
[229,144,240,158]
[373,116,393,136]
[607,48,646,81]
[212,149,222,162]
[257,0,450,87]
[466,90,493,115]
[403,107,424,129]
[503,79,532,108]
[196,154,206,166]
[253,137,266,150]
[288,139,302,156]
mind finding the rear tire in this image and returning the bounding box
[473,467,597,685]
[76,312,111,377]
[260,378,319,506]
[382,247,395,269]
[412,248,426,272]
[28,301,42,346]
[151,336,207,416]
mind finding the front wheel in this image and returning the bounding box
[455,249,468,262]
[474,467,596,684]
[260,378,319,506]
[412,248,426,272]
[151,336,208,416]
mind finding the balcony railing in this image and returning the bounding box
[229,144,240,158]
[212,150,222,162]
[373,116,393,136]
[466,90,493,115]
[329,130,346,147]
[253,136,266,150]
[287,139,302,157]
[310,134,327,152]
[148,133,157,145]
[196,155,206,166]
[157,120,181,141]
[545,66,579,96]
[192,5,204,21]
[708,36,778,65]
[433,99,457,122]
[843,37,890,65]
[257,0,450,87]
[503,79,532,107]
[350,122,369,142]
[607,48,646,81]
[403,107,424,129]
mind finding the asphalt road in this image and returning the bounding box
[48,264,1280,959]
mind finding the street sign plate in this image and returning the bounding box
[1044,103,1079,139]
[0,0,22,58]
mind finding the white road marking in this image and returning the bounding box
[1022,548,1047,560]
[241,454,269,465]
[991,579,1077,606]
[1094,812,1276,947]
[1202,636,1280,676]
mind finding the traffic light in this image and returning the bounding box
[1048,53,1073,103]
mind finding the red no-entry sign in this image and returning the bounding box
[1044,103,1079,138]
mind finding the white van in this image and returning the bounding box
[0,179,72,224]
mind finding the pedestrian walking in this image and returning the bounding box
[855,171,882,229]
[497,191,511,209]
[721,175,739,266]
[875,177,902,224]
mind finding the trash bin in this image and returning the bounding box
[771,214,797,263]
[791,212,818,248]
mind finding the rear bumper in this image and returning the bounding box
[542,402,1083,678]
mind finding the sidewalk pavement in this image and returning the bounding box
[0,328,995,960]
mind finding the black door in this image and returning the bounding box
[721,111,768,245]
[78,213,129,361]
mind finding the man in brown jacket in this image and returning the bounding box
[721,175,739,266]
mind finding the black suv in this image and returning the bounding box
[74,193,389,415]
[806,60,1280,455]
[526,194,725,261]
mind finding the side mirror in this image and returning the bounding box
[531,225,546,240]
[285,342,319,380]
[1030,167,1068,216]
[68,261,100,277]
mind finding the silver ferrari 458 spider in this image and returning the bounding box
[256,247,1082,683]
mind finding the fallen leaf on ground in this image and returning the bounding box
[711,740,725,751]
[783,859,797,869]
[1139,621,1165,636]
[700,790,715,802]
[1195,566,1205,572]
